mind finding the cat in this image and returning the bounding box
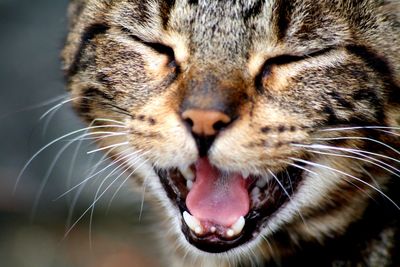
[62,0,400,266]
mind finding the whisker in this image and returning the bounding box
[281,160,319,176]
[0,94,69,120]
[259,234,274,259]
[87,142,130,154]
[267,169,309,230]
[89,151,149,237]
[64,134,119,200]
[39,97,81,121]
[304,149,400,179]
[138,161,158,221]
[292,144,400,176]
[293,143,400,165]
[100,102,134,118]
[64,155,150,240]
[90,118,127,126]
[319,126,400,132]
[31,131,113,220]
[64,116,126,209]
[312,136,400,156]
[375,129,400,137]
[290,158,400,210]
[88,152,144,247]
[66,131,88,205]
[15,125,127,192]
[356,163,381,188]
[66,146,124,229]
[287,156,375,206]
[285,169,294,194]
[54,149,143,200]
[83,148,130,176]
[41,103,65,137]
[106,162,152,215]
[74,132,128,141]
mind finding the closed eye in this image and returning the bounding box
[255,47,335,90]
[121,27,177,68]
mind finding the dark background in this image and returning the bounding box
[0,1,161,266]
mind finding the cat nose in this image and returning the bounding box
[182,109,231,136]
[182,109,232,156]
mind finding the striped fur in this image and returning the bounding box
[63,0,400,266]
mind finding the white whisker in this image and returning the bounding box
[304,149,400,179]
[319,126,400,132]
[375,129,400,137]
[66,146,123,229]
[312,136,400,156]
[292,144,400,176]
[39,97,81,120]
[290,157,400,210]
[64,155,150,240]
[267,169,309,230]
[87,142,129,154]
[83,148,129,175]
[138,161,158,221]
[41,104,63,137]
[74,132,128,141]
[293,143,400,165]
[92,118,127,125]
[356,163,381,188]
[64,116,126,211]
[15,124,128,192]
[31,131,107,220]
[281,161,319,176]
[0,94,70,120]
[54,148,143,200]
[88,151,146,247]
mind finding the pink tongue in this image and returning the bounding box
[186,158,250,227]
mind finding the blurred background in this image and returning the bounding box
[0,1,161,266]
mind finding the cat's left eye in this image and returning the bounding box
[256,47,334,88]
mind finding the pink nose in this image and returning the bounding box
[182,109,231,136]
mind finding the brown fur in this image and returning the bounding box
[63,0,400,266]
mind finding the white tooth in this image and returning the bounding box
[195,226,203,235]
[186,180,193,190]
[180,167,194,181]
[241,170,250,179]
[210,226,216,233]
[231,216,245,235]
[226,229,235,237]
[183,211,203,234]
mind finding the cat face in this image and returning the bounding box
[63,0,400,264]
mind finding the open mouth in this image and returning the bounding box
[156,158,304,253]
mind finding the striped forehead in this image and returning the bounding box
[111,0,276,65]
[166,1,274,63]
[111,0,353,66]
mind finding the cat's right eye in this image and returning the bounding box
[121,27,177,70]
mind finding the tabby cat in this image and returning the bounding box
[62,0,400,266]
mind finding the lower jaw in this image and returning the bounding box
[157,165,304,253]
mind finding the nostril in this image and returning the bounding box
[185,117,194,128]
[181,109,232,137]
[213,120,228,132]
